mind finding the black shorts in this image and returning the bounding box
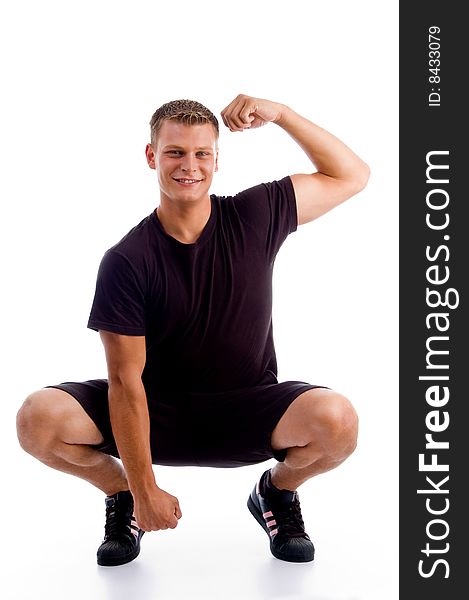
[46,378,322,468]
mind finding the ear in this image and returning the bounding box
[214,150,219,172]
[145,143,156,170]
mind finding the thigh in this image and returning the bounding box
[45,379,112,449]
[271,387,355,450]
[24,386,105,445]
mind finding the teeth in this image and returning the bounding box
[177,179,199,183]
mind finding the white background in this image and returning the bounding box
[1,1,398,599]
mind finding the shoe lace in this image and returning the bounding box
[104,501,133,541]
[276,496,307,538]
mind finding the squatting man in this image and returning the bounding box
[17,93,370,566]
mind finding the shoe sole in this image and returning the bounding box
[247,494,314,563]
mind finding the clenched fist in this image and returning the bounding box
[221,94,284,132]
[133,486,182,532]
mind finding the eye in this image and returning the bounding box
[166,150,183,155]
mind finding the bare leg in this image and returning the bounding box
[16,388,128,496]
[270,388,358,491]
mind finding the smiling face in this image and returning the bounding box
[146,120,219,206]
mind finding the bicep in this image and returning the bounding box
[99,330,146,382]
[290,172,367,226]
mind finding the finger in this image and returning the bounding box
[236,96,257,127]
[240,106,256,125]
[220,95,241,121]
[220,107,230,129]
[220,98,239,130]
[175,504,182,519]
[222,96,248,131]
[228,98,250,130]
[222,110,242,132]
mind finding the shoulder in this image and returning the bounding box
[211,176,297,250]
[219,175,293,202]
[109,214,155,256]
[97,213,160,283]
[213,176,294,214]
[102,213,162,271]
[221,175,295,220]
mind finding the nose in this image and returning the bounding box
[181,153,197,172]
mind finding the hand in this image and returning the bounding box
[221,94,284,132]
[133,486,182,532]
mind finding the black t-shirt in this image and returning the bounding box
[88,176,298,395]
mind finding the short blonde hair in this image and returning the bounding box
[149,99,219,147]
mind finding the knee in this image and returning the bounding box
[16,389,61,457]
[314,392,359,460]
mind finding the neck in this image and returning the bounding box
[156,195,212,244]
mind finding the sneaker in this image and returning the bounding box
[247,469,314,562]
[97,490,144,566]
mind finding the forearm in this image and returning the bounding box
[108,377,157,496]
[275,104,369,185]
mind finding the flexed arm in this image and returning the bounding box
[221,94,370,225]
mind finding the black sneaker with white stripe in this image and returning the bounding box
[97,490,144,566]
[247,469,314,562]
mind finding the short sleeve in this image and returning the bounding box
[87,250,146,335]
[232,175,298,262]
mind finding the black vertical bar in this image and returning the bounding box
[400,2,467,597]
